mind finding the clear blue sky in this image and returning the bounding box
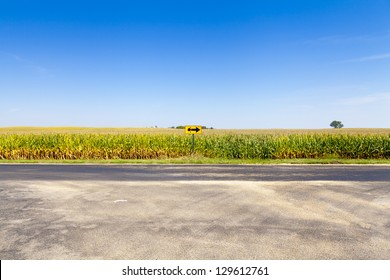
[1,0,389,128]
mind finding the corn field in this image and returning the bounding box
[0,133,389,160]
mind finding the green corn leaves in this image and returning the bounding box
[0,133,389,160]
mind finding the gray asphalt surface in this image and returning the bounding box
[1,164,390,181]
[1,164,389,259]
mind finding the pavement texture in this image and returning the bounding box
[0,164,389,259]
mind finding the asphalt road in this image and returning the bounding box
[1,164,389,259]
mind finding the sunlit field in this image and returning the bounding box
[0,127,389,160]
[1,126,390,135]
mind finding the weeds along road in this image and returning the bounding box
[0,164,389,259]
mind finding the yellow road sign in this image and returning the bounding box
[185,125,202,134]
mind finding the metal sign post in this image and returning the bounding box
[191,134,195,153]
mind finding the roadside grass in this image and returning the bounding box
[1,157,390,165]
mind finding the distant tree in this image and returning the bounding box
[175,125,215,129]
[330,120,344,129]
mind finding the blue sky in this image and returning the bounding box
[1,0,389,128]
